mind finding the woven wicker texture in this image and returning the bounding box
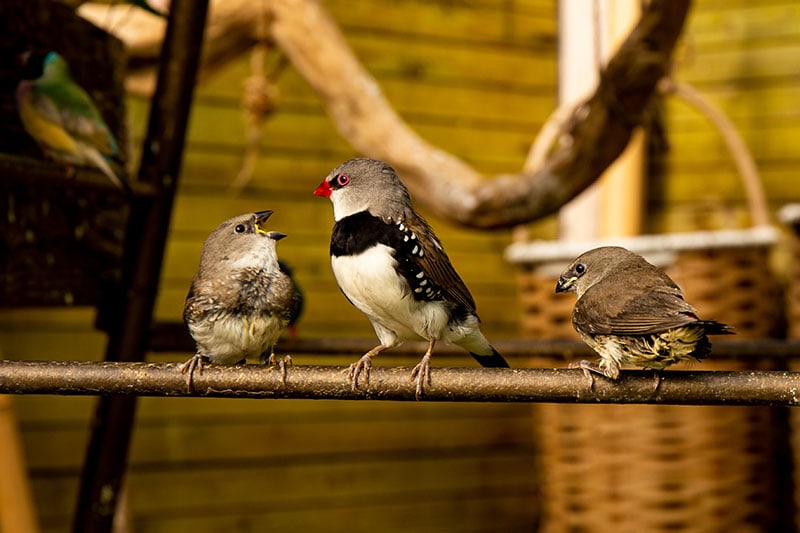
[527,355,783,533]
[534,399,780,532]
[664,247,783,339]
[783,223,800,530]
[517,268,579,340]
[517,243,784,531]
[786,230,800,339]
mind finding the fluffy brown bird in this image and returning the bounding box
[555,246,734,380]
[180,210,302,388]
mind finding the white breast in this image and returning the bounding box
[331,244,450,346]
[190,312,284,364]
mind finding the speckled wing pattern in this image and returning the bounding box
[396,211,477,315]
[330,209,477,317]
[183,278,223,328]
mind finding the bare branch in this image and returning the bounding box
[1,360,799,405]
[83,0,691,228]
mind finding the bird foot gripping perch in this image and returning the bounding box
[263,353,293,385]
[410,352,433,400]
[347,355,372,391]
[179,354,206,392]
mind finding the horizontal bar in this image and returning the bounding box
[147,324,800,360]
[1,360,799,405]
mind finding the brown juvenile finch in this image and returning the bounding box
[314,158,508,399]
[556,246,734,380]
[180,210,302,388]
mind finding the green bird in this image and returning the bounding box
[16,51,125,188]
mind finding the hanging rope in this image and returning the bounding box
[230,1,286,192]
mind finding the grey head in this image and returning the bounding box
[555,246,662,298]
[197,210,287,279]
[314,158,413,223]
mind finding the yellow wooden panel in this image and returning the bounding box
[685,2,800,45]
[129,99,541,166]
[666,85,800,125]
[21,404,532,469]
[34,474,537,533]
[197,63,555,125]
[676,42,800,85]
[322,0,555,46]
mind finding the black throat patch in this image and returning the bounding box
[330,211,445,304]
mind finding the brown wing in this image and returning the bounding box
[400,212,477,314]
[574,273,700,336]
[183,276,226,326]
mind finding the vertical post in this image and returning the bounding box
[0,395,39,533]
[71,1,209,532]
[599,2,644,237]
[557,0,644,240]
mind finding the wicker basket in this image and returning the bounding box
[779,204,800,532]
[534,403,783,533]
[779,205,800,340]
[506,227,785,532]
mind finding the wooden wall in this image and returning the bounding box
[3,1,800,531]
[1,0,555,531]
[654,0,800,233]
[140,0,559,341]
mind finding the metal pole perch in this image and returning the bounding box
[2,360,800,406]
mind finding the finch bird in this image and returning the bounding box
[181,210,302,388]
[314,158,508,399]
[555,246,734,381]
[16,51,125,188]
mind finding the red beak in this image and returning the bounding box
[314,180,332,198]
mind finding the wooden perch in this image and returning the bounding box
[1,360,800,405]
[80,0,691,229]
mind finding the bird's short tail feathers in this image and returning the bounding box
[470,346,509,368]
[82,145,125,189]
[698,320,735,336]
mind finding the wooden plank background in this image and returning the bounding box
[2,0,554,531]
[2,0,800,531]
[653,0,800,232]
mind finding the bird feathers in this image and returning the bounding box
[318,158,508,377]
[331,245,452,346]
[331,210,476,317]
[16,51,123,187]
[573,284,700,336]
[183,212,301,364]
[557,246,733,378]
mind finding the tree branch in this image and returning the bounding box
[1,360,799,405]
[81,0,691,228]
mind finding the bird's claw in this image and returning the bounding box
[179,354,204,392]
[568,360,605,391]
[348,355,373,391]
[651,369,663,393]
[410,353,432,400]
[277,355,293,385]
[263,353,293,385]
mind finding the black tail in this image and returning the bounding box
[698,320,736,336]
[470,346,509,368]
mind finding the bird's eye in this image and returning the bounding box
[234,224,246,233]
[335,173,351,187]
[575,263,586,275]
